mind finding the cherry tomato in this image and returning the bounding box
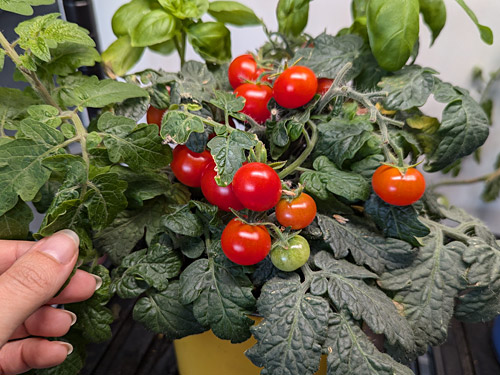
[255,68,271,84]
[316,78,334,95]
[228,54,258,89]
[201,162,245,211]
[371,165,426,206]
[146,106,166,128]
[170,145,213,188]
[275,193,317,229]
[272,66,318,109]
[232,162,282,212]
[221,218,271,265]
[234,83,272,124]
[270,235,310,272]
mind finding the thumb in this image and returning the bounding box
[0,230,79,345]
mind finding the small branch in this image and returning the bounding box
[420,217,471,243]
[431,167,500,189]
[71,113,89,195]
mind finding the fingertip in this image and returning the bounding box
[57,229,80,248]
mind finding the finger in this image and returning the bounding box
[0,230,79,345]
[0,338,72,374]
[0,240,37,274]
[48,269,100,305]
[9,306,76,340]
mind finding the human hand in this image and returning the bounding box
[0,230,100,374]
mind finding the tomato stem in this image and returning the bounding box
[431,166,500,189]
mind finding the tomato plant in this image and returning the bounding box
[371,165,426,206]
[170,145,213,188]
[228,54,258,89]
[272,65,318,108]
[275,192,317,229]
[201,163,244,211]
[270,235,310,272]
[221,218,271,265]
[146,105,166,128]
[316,78,334,95]
[232,162,282,211]
[233,83,273,124]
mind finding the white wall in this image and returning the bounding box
[92,0,500,228]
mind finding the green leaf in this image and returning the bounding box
[379,65,437,110]
[133,281,207,339]
[112,0,153,37]
[0,87,40,130]
[160,111,205,144]
[455,287,500,323]
[432,80,462,103]
[313,118,373,167]
[0,200,33,240]
[366,0,420,71]
[0,0,54,16]
[455,0,493,45]
[149,39,176,55]
[300,156,370,202]
[326,312,414,375]
[179,241,256,342]
[293,34,364,79]
[426,94,489,172]
[19,119,64,146]
[365,194,430,246]
[207,131,258,186]
[210,90,245,114]
[276,0,311,37]
[158,0,208,19]
[131,9,178,47]
[102,36,144,76]
[419,0,446,44]
[58,75,148,110]
[42,43,101,76]
[0,49,5,72]
[176,60,217,102]
[97,112,172,170]
[26,105,61,128]
[162,204,203,237]
[208,1,261,26]
[246,273,329,374]
[83,173,128,231]
[481,156,500,202]
[187,22,231,64]
[379,229,467,353]
[317,214,416,273]
[15,13,95,62]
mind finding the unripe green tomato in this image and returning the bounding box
[270,235,310,272]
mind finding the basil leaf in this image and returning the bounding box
[276,0,311,37]
[131,9,178,47]
[158,0,209,19]
[419,0,447,44]
[455,0,493,45]
[187,22,231,64]
[208,1,261,26]
[102,35,144,76]
[112,0,152,37]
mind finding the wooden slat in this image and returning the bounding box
[135,334,178,375]
[463,321,500,375]
[432,319,473,375]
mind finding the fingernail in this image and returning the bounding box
[62,310,77,326]
[92,274,103,291]
[39,231,79,264]
[57,342,74,356]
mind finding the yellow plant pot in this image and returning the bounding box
[174,319,327,375]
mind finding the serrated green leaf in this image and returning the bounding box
[113,96,149,122]
[365,194,430,246]
[42,43,101,76]
[317,214,416,273]
[301,156,370,202]
[0,87,40,130]
[419,0,447,44]
[210,90,245,114]
[326,312,414,375]
[0,0,54,16]
[26,105,62,128]
[351,154,385,178]
[455,0,493,45]
[133,281,207,339]
[158,0,208,19]
[162,204,203,237]
[180,241,255,342]
[208,1,261,26]
[112,0,153,37]
[19,119,64,146]
[0,200,33,240]
[455,287,500,322]
[160,111,205,144]
[246,273,329,374]
[432,80,462,103]
[277,0,311,37]
[379,229,467,353]
[175,60,217,102]
[131,9,178,47]
[187,22,231,64]
[379,66,437,110]
[294,33,364,79]
[102,36,144,76]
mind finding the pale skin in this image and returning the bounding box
[0,230,99,374]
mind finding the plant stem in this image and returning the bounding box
[420,217,470,242]
[278,120,318,179]
[431,167,500,189]
[71,113,90,194]
[174,33,186,68]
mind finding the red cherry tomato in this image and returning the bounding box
[275,193,317,229]
[316,78,334,95]
[170,145,213,188]
[146,106,166,128]
[255,68,271,84]
[272,66,318,109]
[201,162,245,212]
[221,218,271,265]
[371,165,426,206]
[232,162,282,212]
[228,54,258,89]
[234,83,272,124]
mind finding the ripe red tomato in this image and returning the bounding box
[275,193,317,229]
[255,68,271,84]
[234,83,272,124]
[146,106,166,128]
[170,145,213,188]
[316,78,334,95]
[371,165,426,206]
[272,66,318,109]
[221,218,271,265]
[201,163,245,212]
[232,162,282,212]
[228,54,258,89]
